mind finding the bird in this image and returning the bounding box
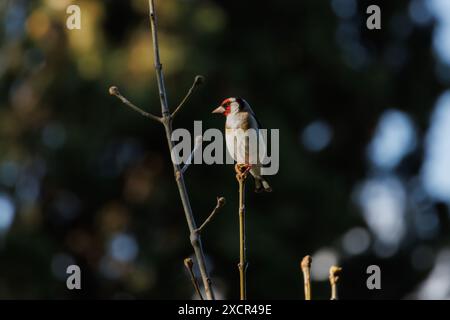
[212,97,272,193]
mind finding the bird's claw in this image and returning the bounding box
[235,163,252,179]
[238,163,252,174]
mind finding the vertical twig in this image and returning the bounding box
[148,0,215,300]
[301,255,312,300]
[235,164,249,300]
[329,265,342,300]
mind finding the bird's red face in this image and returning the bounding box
[222,98,232,116]
[212,98,235,117]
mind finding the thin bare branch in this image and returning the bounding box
[184,258,203,300]
[148,0,215,300]
[181,135,203,174]
[109,86,162,123]
[195,197,226,234]
[235,164,250,300]
[301,255,312,300]
[329,265,342,300]
[171,75,205,118]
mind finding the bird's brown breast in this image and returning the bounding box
[225,112,251,130]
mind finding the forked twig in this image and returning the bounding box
[109,0,215,300]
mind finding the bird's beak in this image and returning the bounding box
[212,106,225,114]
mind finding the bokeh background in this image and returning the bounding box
[1,0,450,299]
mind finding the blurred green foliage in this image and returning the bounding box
[0,0,449,299]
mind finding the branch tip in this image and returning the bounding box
[217,196,226,207]
[183,257,203,300]
[109,86,119,96]
[171,75,205,118]
[301,255,312,270]
[301,255,312,300]
[329,265,342,300]
[109,85,161,123]
[194,196,226,234]
[329,265,342,285]
[184,257,193,269]
[194,75,205,86]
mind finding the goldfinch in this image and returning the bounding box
[212,97,272,193]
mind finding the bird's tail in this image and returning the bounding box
[250,166,272,193]
[254,177,272,193]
